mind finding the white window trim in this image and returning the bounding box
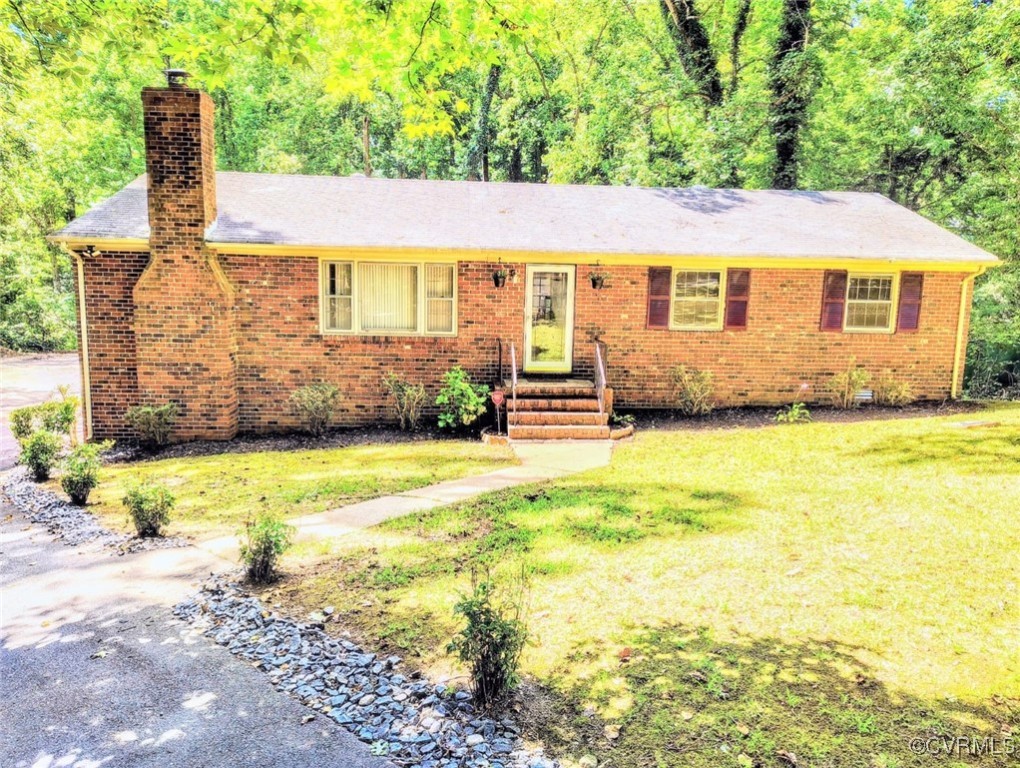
[668,267,727,332]
[843,272,899,334]
[319,260,458,337]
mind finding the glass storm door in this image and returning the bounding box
[524,265,575,373]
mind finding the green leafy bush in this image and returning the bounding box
[872,373,914,407]
[60,440,114,505]
[10,397,78,442]
[240,514,296,582]
[669,365,714,416]
[289,383,342,436]
[448,574,529,710]
[829,358,871,409]
[20,430,62,481]
[125,403,178,449]
[122,482,175,537]
[775,402,812,424]
[436,366,489,430]
[966,266,1020,400]
[382,373,428,431]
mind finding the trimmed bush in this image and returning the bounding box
[289,383,341,436]
[829,358,871,409]
[123,482,175,537]
[125,403,178,449]
[436,366,489,430]
[10,397,78,443]
[20,430,62,481]
[448,575,529,710]
[382,373,428,431]
[240,514,296,583]
[60,440,114,505]
[669,365,714,416]
[872,373,914,407]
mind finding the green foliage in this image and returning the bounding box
[240,513,296,583]
[122,482,175,538]
[10,397,79,442]
[382,373,427,431]
[829,359,871,409]
[610,412,636,427]
[669,365,714,416]
[966,267,1020,400]
[436,366,489,430]
[775,402,812,424]
[60,440,114,505]
[125,403,179,449]
[20,430,62,482]
[448,573,529,710]
[872,374,914,407]
[289,382,342,436]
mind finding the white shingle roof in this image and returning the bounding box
[53,172,998,264]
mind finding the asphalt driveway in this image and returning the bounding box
[1,353,81,470]
[0,500,394,768]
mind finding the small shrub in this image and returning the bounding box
[436,366,489,430]
[240,514,296,582]
[289,383,341,436]
[125,403,179,449]
[10,407,35,441]
[872,373,914,407]
[829,358,871,409]
[448,572,529,710]
[20,431,62,481]
[669,365,714,416]
[122,482,175,537]
[610,412,636,427]
[382,373,428,431]
[60,440,114,505]
[775,402,812,424]
[10,396,79,443]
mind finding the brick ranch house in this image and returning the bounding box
[51,81,999,442]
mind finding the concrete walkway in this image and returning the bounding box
[199,440,613,560]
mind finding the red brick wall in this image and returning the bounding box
[574,265,969,407]
[76,250,148,440]
[79,253,972,438]
[134,86,238,441]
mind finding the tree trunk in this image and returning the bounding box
[362,115,372,177]
[659,0,724,108]
[769,0,813,189]
[463,64,502,181]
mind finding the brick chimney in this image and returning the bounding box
[132,74,238,441]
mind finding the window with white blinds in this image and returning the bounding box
[321,261,456,335]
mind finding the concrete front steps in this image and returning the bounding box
[504,378,612,441]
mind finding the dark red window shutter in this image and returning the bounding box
[724,269,751,330]
[647,267,672,329]
[897,272,924,332]
[820,270,848,331]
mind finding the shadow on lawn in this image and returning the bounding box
[852,425,1020,474]
[532,625,1019,768]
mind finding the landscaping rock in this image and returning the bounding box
[173,575,561,768]
[1,467,188,553]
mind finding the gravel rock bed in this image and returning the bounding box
[1,467,188,554]
[174,577,558,768]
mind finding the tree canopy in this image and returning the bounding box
[1,0,1016,390]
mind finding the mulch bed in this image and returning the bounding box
[625,400,985,432]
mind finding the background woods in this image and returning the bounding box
[1,0,1017,392]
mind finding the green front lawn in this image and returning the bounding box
[272,403,1020,767]
[72,440,516,539]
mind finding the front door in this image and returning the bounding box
[524,265,575,373]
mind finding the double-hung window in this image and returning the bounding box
[321,261,456,335]
[844,274,895,332]
[671,270,726,330]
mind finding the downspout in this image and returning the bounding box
[70,248,94,440]
[950,266,987,400]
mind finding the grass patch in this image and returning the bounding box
[275,403,1020,767]
[67,440,515,539]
